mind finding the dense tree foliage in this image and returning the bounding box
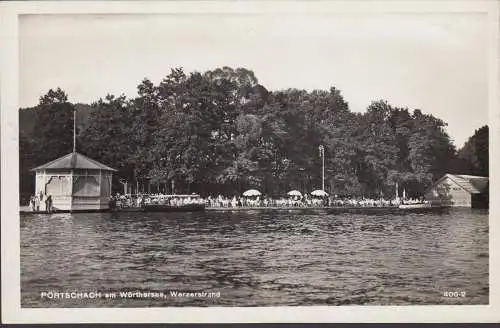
[19,67,488,200]
[453,125,489,177]
[19,88,76,199]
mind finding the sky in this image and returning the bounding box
[19,13,489,147]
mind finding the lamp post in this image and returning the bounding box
[299,167,305,192]
[318,145,325,191]
[73,109,76,153]
[119,179,128,195]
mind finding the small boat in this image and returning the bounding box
[143,203,205,212]
[112,207,144,212]
[398,202,449,212]
[398,203,432,209]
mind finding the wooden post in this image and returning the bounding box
[73,109,76,153]
[69,169,74,211]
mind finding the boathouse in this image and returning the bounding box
[424,174,489,208]
[31,152,116,211]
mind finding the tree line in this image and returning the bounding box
[19,66,489,199]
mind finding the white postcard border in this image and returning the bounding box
[1,0,499,323]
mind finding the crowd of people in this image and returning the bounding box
[203,195,424,208]
[109,193,205,209]
[27,191,426,212]
[109,193,425,209]
[29,192,54,213]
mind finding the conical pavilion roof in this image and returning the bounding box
[31,152,117,172]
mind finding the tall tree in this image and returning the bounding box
[31,88,75,164]
[128,78,163,182]
[19,88,74,201]
[354,101,398,197]
[79,94,136,190]
[456,125,489,176]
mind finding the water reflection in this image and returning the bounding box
[21,209,488,307]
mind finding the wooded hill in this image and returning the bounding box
[19,67,489,199]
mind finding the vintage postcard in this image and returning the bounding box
[1,0,499,324]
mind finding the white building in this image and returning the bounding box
[424,174,489,208]
[31,152,116,212]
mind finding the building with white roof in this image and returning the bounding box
[424,174,489,208]
[31,152,117,212]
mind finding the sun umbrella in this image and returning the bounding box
[243,189,261,197]
[287,190,302,197]
[311,189,329,197]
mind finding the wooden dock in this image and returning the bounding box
[20,205,448,215]
[205,206,447,214]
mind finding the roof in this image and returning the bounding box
[31,152,117,172]
[444,174,488,194]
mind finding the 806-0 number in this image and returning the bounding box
[443,291,466,298]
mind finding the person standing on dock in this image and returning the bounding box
[40,193,46,212]
[34,194,40,211]
[30,196,35,211]
[45,195,53,213]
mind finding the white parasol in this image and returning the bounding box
[311,189,329,197]
[243,189,261,197]
[287,190,302,197]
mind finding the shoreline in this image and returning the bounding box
[19,205,455,215]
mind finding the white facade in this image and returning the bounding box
[424,174,488,208]
[35,169,113,211]
[424,175,471,207]
[32,152,116,212]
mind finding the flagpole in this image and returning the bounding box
[73,109,76,153]
[322,148,325,191]
[319,145,325,191]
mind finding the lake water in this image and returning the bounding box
[20,208,489,307]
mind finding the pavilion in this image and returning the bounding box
[31,152,116,212]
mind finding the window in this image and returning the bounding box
[45,176,71,196]
[73,176,100,196]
